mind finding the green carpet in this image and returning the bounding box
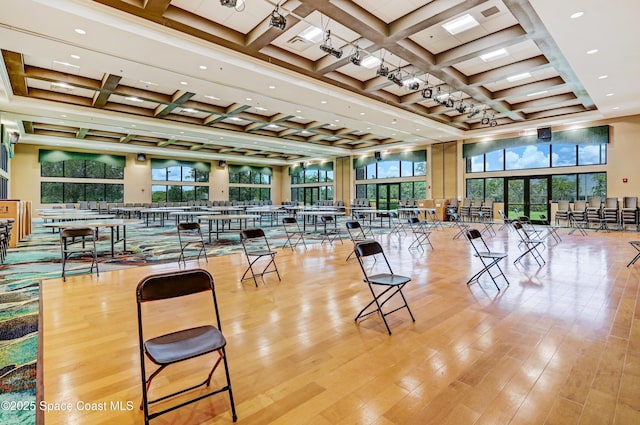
[0,219,337,424]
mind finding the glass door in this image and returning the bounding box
[376,183,400,210]
[303,187,319,206]
[506,176,550,222]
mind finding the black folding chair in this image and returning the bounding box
[450,212,470,240]
[539,214,562,243]
[627,241,640,267]
[353,240,415,335]
[319,215,343,245]
[465,228,509,291]
[240,228,280,286]
[345,221,374,261]
[136,269,237,424]
[59,227,99,281]
[281,217,307,250]
[512,221,546,266]
[177,222,208,264]
[407,217,433,251]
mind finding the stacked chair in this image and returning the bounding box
[470,199,483,222]
[585,196,602,229]
[459,198,472,222]
[601,197,620,230]
[0,219,13,264]
[621,196,639,230]
[554,200,571,226]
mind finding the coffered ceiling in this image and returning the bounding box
[0,0,638,165]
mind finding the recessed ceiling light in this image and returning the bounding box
[231,117,241,121]
[360,56,381,69]
[321,100,327,104]
[527,90,548,97]
[53,60,80,69]
[199,65,207,70]
[127,97,143,102]
[598,75,608,79]
[507,72,531,82]
[479,48,508,62]
[60,114,67,118]
[70,54,80,60]
[51,82,73,89]
[442,14,479,35]
[299,26,324,43]
[131,124,136,127]
[606,93,614,97]
[295,116,304,119]
[586,49,599,55]
[255,106,268,111]
[205,95,220,100]
[360,112,365,115]
[334,119,339,122]
[612,106,620,110]
[268,124,278,128]
[182,108,197,113]
[268,85,275,89]
[570,11,584,19]
[246,97,252,101]
[139,80,158,86]
[74,28,86,35]
[180,81,188,85]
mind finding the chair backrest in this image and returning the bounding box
[588,197,601,208]
[178,222,201,231]
[574,201,586,212]
[354,240,384,257]
[240,228,266,240]
[624,196,638,209]
[465,228,491,253]
[61,227,94,238]
[321,215,334,224]
[407,216,420,225]
[605,197,618,209]
[137,268,214,303]
[345,221,361,230]
[282,217,297,225]
[557,200,570,211]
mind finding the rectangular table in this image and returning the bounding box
[198,214,260,243]
[42,219,143,257]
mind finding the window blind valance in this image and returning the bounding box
[462,125,610,158]
[352,150,426,168]
[228,164,273,176]
[150,158,210,172]
[39,149,125,167]
[288,162,334,175]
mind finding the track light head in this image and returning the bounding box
[269,6,286,30]
[349,50,361,66]
[376,63,389,77]
[388,69,404,87]
[467,107,480,119]
[320,30,342,58]
[490,119,498,127]
[445,97,454,108]
[481,116,490,125]
[407,81,420,91]
[421,87,433,99]
[455,101,467,114]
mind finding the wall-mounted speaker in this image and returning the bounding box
[374,151,382,161]
[537,126,552,140]
[9,132,19,144]
[136,153,147,161]
[218,160,226,167]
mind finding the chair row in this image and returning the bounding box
[457,198,494,222]
[555,196,639,229]
[0,218,14,264]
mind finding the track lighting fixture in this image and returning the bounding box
[349,46,361,66]
[421,87,433,99]
[445,97,454,108]
[220,0,237,6]
[407,78,420,91]
[490,119,498,127]
[376,63,389,77]
[320,30,343,58]
[481,114,490,125]
[467,106,480,119]
[455,101,467,114]
[388,69,404,87]
[269,4,286,30]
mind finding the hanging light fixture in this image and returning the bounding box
[388,68,404,87]
[319,30,343,58]
[376,62,389,77]
[269,3,286,30]
[349,44,361,66]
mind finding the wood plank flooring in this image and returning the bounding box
[39,224,640,424]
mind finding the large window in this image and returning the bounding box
[151,159,210,202]
[229,187,271,202]
[151,185,209,202]
[228,165,273,202]
[465,178,505,202]
[41,182,123,203]
[354,151,426,180]
[289,162,334,205]
[40,150,125,179]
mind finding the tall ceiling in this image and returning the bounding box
[0,0,638,166]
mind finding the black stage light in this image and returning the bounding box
[218,160,227,167]
[445,98,454,108]
[388,69,404,87]
[455,101,467,114]
[407,81,420,91]
[490,119,498,127]
[9,131,20,144]
[320,44,343,58]
[421,87,433,99]
[481,116,490,125]
[136,153,147,162]
[376,63,389,77]
[467,107,480,119]
[349,50,361,66]
[269,6,286,30]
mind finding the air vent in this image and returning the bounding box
[286,35,314,52]
[481,6,500,17]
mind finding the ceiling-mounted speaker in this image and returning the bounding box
[374,151,382,161]
[537,126,552,140]
[136,153,147,161]
[218,160,226,167]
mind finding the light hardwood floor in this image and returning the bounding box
[39,224,640,424]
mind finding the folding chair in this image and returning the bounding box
[450,212,470,240]
[60,227,99,281]
[621,197,639,230]
[477,210,496,236]
[177,222,208,264]
[627,241,640,267]
[568,201,588,236]
[539,214,561,242]
[281,217,307,250]
[136,269,237,424]
[353,213,375,238]
[512,221,546,266]
[497,209,513,231]
[389,211,407,236]
[407,217,433,251]
[353,240,415,335]
[240,228,280,286]
[319,215,343,245]
[345,221,374,261]
[465,228,509,291]
[426,208,445,230]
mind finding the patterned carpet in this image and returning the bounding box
[0,218,333,424]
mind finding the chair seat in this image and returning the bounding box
[145,325,226,365]
[474,251,507,259]
[246,249,276,257]
[365,273,411,286]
